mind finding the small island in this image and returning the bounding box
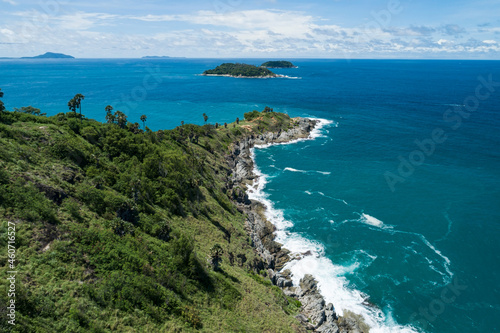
[261,60,297,68]
[21,52,75,59]
[202,63,279,78]
[141,56,186,59]
[142,56,171,59]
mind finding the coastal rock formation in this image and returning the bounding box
[226,117,317,272]
[226,117,367,332]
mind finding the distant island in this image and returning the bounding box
[142,56,171,59]
[261,60,297,68]
[21,52,74,59]
[142,56,186,59]
[202,63,279,78]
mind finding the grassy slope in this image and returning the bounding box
[0,110,305,332]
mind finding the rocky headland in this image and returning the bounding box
[226,118,368,332]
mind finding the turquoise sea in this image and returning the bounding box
[1,58,499,332]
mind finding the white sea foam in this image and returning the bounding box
[284,167,307,173]
[358,249,378,261]
[254,117,336,149]
[284,167,331,175]
[378,226,453,285]
[361,213,385,228]
[309,118,336,139]
[417,234,453,284]
[279,75,302,79]
[247,121,421,333]
[436,209,453,243]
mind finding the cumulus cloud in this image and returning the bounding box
[131,9,316,38]
[56,12,118,30]
[1,8,499,58]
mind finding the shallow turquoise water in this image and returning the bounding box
[1,58,499,332]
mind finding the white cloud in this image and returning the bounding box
[56,12,118,30]
[132,9,316,38]
[1,8,499,58]
[10,10,117,31]
[2,0,17,5]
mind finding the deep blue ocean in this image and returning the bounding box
[1,58,499,332]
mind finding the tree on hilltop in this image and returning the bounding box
[140,114,147,129]
[74,94,85,120]
[68,98,77,114]
[14,106,46,116]
[105,105,115,124]
[115,110,127,128]
[0,88,5,112]
[68,93,85,123]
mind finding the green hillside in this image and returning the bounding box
[0,101,306,332]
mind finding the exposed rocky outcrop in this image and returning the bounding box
[226,117,367,332]
[226,118,317,272]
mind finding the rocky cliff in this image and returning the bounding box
[226,117,368,333]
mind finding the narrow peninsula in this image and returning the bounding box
[0,92,365,332]
[202,63,279,78]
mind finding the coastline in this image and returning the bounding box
[262,66,299,69]
[201,73,286,79]
[227,117,367,332]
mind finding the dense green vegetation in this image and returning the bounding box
[203,63,277,77]
[244,106,275,121]
[0,99,305,332]
[261,61,296,68]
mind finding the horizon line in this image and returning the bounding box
[1,56,500,61]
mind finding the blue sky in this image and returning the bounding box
[1,0,499,59]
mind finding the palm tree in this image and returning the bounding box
[209,244,223,271]
[181,120,184,126]
[0,88,5,112]
[236,117,239,124]
[105,105,115,124]
[115,110,127,129]
[73,94,85,123]
[140,114,147,129]
[202,113,208,124]
[68,98,77,114]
